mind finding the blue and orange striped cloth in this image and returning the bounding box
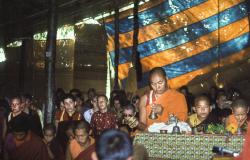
[105,0,250,90]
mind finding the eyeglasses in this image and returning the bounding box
[124,114,133,117]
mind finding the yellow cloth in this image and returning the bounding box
[188,113,202,127]
[225,114,238,134]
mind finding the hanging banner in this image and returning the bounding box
[105,0,250,89]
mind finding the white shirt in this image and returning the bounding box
[84,109,94,124]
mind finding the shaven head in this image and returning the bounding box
[74,121,89,134]
[194,95,210,106]
[149,67,168,94]
[43,123,56,143]
[231,99,249,110]
[231,99,249,125]
[74,122,90,146]
[149,67,167,80]
[193,95,212,121]
[43,123,56,134]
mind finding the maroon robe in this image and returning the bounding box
[75,143,95,160]
[5,132,50,160]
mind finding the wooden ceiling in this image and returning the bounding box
[0,0,131,44]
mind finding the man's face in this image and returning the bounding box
[88,91,95,100]
[66,128,74,140]
[91,97,98,109]
[44,130,55,143]
[114,100,121,110]
[11,98,22,114]
[20,97,26,111]
[75,129,88,146]
[233,106,249,125]
[75,97,83,107]
[25,99,32,108]
[64,98,76,113]
[123,109,134,120]
[98,96,108,111]
[13,131,27,141]
[194,100,211,120]
[150,73,167,94]
[60,101,65,111]
[217,95,229,109]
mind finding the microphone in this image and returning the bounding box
[212,146,240,157]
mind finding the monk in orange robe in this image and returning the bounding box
[65,122,94,160]
[139,67,188,130]
[225,99,249,134]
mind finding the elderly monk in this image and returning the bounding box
[138,67,188,130]
[66,121,94,160]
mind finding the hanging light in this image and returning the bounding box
[213,72,225,89]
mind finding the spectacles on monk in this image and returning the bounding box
[123,114,133,117]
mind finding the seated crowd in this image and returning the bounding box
[0,67,249,160]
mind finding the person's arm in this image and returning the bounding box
[54,111,61,130]
[152,103,163,115]
[65,144,72,160]
[54,120,59,130]
[138,95,148,131]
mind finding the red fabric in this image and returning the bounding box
[90,111,117,138]
[75,143,95,160]
[235,121,250,160]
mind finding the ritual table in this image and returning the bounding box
[134,133,244,160]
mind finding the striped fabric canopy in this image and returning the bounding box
[105,0,250,89]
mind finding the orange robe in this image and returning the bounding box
[55,110,82,122]
[226,114,248,134]
[68,138,94,159]
[226,115,239,133]
[146,89,188,126]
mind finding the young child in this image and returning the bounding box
[225,99,249,134]
[188,95,219,131]
[43,123,64,160]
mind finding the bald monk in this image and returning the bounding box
[138,67,188,131]
[65,121,95,160]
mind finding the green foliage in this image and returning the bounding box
[206,124,226,134]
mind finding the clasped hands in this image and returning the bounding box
[123,116,139,129]
[151,103,163,115]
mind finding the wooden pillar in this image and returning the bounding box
[45,0,57,124]
[114,0,120,90]
[132,0,142,83]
